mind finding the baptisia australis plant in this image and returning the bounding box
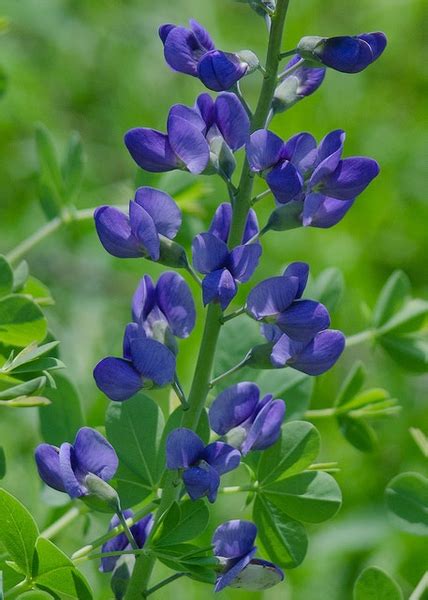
[24,2,391,599]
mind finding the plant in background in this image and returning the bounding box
[0,1,427,599]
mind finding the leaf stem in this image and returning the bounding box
[277,57,305,82]
[172,377,189,410]
[220,306,246,324]
[145,573,187,597]
[346,330,374,348]
[279,48,297,59]
[40,505,84,539]
[304,408,336,419]
[209,355,249,388]
[250,188,272,206]
[117,509,139,551]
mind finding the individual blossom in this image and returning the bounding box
[192,203,262,309]
[94,187,181,260]
[100,511,154,573]
[247,128,379,228]
[93,322,176,402]
[209,382,285,455]
[273,55,326,113]
[132,272,196,352]
[35,427,118,499]
[125,92,249,177]
[166,428,240,503]
[297,32,387,73]
[159,19,250,91]
[213,520,284,592]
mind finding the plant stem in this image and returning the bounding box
[117,510,139,551]
[220,306,246,324]
[277,57,304,81]
[409,571,428,600]
[346,330,374,348]
[4,579,30,599]
[145,573,186,597]
[172,378,189,410]
[209,355,249,389]
[233,82,253,119]
[40,505,83,539]
[185,264,202,286]
[304,408,336,419]
[250,188,272,205]
[279,48,297,59]
[218,484,256,494]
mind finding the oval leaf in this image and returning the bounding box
[339,416,377,453]
[335,361,366,408]
[372,271,411,329]
[156,499,209,547]
[39,374,84,446]
[353,566,403,600]
[385,472,428,536]
[0,295,47,346]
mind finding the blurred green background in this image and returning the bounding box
[0,0,427,598]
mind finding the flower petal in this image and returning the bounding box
[247,129,284,172]
[202,268,237,310]
[246,276,299,319]
[197,50,247,92]
[215,550,257,592]
[215,92,250,151]
[166,428,205,469]
[94,206,141,258]
[283,132,317,174]
[196,93,216,128]
[190,19,215,51]
[156,272,196,338]
[321,157,380,200]
[132,275,156,323]
[129,201,160,261]
[129,337,176,386]
[182,463,220,503]
[131,513,154,549]
[73,427,118,483]
[227,244,262,282]
[192,232,229,274]
[93,357,143,402]
[134,187,181,240]
[209,382,260,435]
[213,520,257,559]
[124,128,178,172]
[359,32,387,61]
[310,129,345,183]
[316,35,373,73]
[303,193,354,228]
[266,161,303,204]
[162,26,201,75]
[35,444,66,492]
[167,115,210,174]
[282,262,309,298]
[209,203,232,243]
[228,558,284,590]
[201,442,241,475]
[59,443,86,498]
[242,398,285,454]
[243,209,259,244]
[276,299,331,342]
[290,329,346,375]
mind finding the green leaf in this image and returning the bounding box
[262,470,342,523]
[312,267,345,313]
[155,500,209,547]
[379,334,428,373]
[253,496,307,568]
[106,394,164,505]
[35,124,65,220]
[353,566,403,600]
[62,131,84,200]
[338,416,377,453]
[12,260,30,291]
[0,446,5,479]
[385,472,428,536]
[0,295,47,346]
[0,488,39,575]
[39,374,84,446]
[255,369,314,421]
[372,270,411,329]
[0,64,7,98]
[258,421,320,485]
[0,376,46,400]
[21,277,54,307]
[265,201,303,232]
[335,361,366,408]
[17,592,54,599]
[3,341,59,372]
[33,537,92,599]
[339,388,390,413]
[0,256,13,298]
[378,299,428,336]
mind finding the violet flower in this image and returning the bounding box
[125,92,249,176]
[209,382,285,455]
[35,427,118,499]
[166,428,240,503]
[297,32,387,73]
[93,323,176,402]
[213,520,283,592]
[159,20,249,91]
[192,203,262,309]
[247,128,379,228]
[273,55,326,112]
[94,187,181,260]
[100,510,154,573]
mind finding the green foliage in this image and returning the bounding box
[39,373,84,446]
[154,500,209,547]
[0,446,5,479]
[0,256,13,298]
[311,267,345,313]
[154,544,217,584]
[353,566,403,600]
[0,295,47,346]
[385,472,428,536]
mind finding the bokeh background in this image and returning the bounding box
[0,0,427,598]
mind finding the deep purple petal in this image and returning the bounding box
[276,299,331,342]
[310,129,345,184]
[282,132,317,173]
[215,550,257,592]
[123,322,142,360]
[168,103,207,133]
[202,268,237,310]
[303,193,354,228]
[192,232,229,274]
[320,157,380,200]
[283,57,326,98]
[59,443,86,498]
[266,161,303,204]
[73,427,118,483]
[201,442,241,475]
[167,115,210,174]
[94,206,141,258]
[209,382,260,435]
[134,187,181,240]
[156,272,196,338]
[359,32,387,61]
[129,201,160,261]
[190,19,215,51]
[132,275,156,323]
[129,337,176,386]
[93,357,143,402]
[227,243,261,282]
[131,513,154,548]
[290,329,346,375]
[159,24,175,44]
[316,36,373,73]
[100,531,129,572]
[198,50,247,92]
[124,128,178,172]
[182,463,220,503]
[261,323,282,344]
[196,93,216,128]
[215,92,250,151]
[162,26,202,75]
[282,262,309,298]
[242,398,285,454]
[166,428,205,469]
[246,276,299,319]
[243,208,259,244]
[209,203,232,243]
[35,444,66,492]
[213,520,257,559]
[247,130,284,172]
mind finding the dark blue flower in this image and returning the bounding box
[213,520,283,592]
[35,428,118,499]
[166,428,240,503]
[94,187,181,259]
[93,324,176,402]
[297,32,387,73]
[159,20,249,91]
[192,203,262,310]
[100,510,154,573]
[247,129,379,228]
[209,382,285,455]
[273,55,326,112]
[125,92,249,175]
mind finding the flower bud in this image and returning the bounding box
[229,558,284,590]
[158,236,189,269]
[264,201,303,232]
[273,58,325,113]
[209,136,237,179]
[83,473,121,513]
[236,50,260,74]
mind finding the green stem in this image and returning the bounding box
[279,48,297,59]
[218,484,256,494]
[233,82,253,119]
[185,264,202,286]
[4,579,31,599]
[409,572,428,600]
[172,378,189,410]
[146,573,186,597]
[209,355,249,389]
[124,554,156,600]
[346,330,374,347]
[40,505,84,539]
[117,510,139,551]
[250,188,272,205]
[304,408,336,419]
[220,306,246,324]
[277,57,304,81]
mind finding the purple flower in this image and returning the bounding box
[100,510,154,573]
[93,324,176,402]
[159,20,248,91]
[298,32,387,73]
[192,203,262,310]
[94,187,181,260]
[247,128,379,228]
[166,428,240,503]
[213,520,283,592]
[35,427,118,499]
[273,55,326,112]
[209,382,285,455]
[247,262,331,343]
[132,273,196,351]
[125,92,249,176]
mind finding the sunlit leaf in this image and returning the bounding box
[385,472,428,536]
[0,256,13,298]
[0,295,47,346]
[353,566,403,600]
[155,500,209,547]
[372,271,411,329]
[335,361,365,408]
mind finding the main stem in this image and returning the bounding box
[125,2,291,596]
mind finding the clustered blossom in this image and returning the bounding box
[159,20,250,91]
[213,520,284,591]
[166,428,240,502]
[273,56,326,112]
[247,262,345,373]
[247,129,379,228]
[192,203,262,309]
